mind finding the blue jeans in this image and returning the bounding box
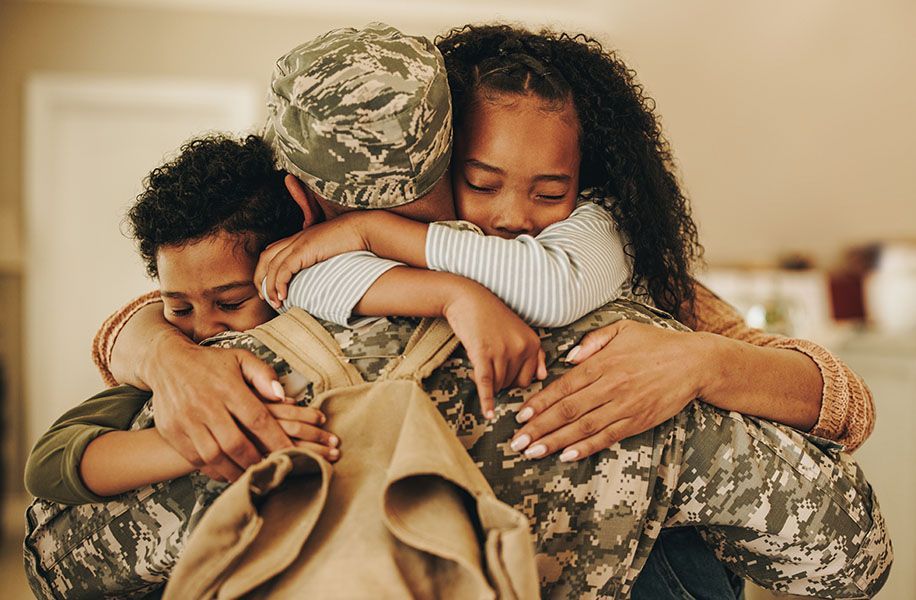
[632,527,744,600]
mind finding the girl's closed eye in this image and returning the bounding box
[465,178,498,193]
[536,192,568,202]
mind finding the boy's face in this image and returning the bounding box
[157,232,275,343]
[453,93,581,238]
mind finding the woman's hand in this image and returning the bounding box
[255,212,371,307]
[442,281,547,420]
[509,319,714,462]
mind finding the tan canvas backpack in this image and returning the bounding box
[164,309,539,599]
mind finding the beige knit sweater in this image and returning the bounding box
[92,282,875,451]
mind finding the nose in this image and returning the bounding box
[192,315,229,344]
[492,194,534,237]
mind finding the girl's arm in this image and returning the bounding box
[354,266,546,417]
[422,202,629,326]
[259,201,630,327]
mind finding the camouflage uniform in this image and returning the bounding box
[23,301,892,599]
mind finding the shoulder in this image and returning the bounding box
[539,299,690,359]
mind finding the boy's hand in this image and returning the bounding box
[264,402,341,463]
[442,282,547,420]
[255,212,370,308]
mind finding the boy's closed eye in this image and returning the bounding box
[464,177,498,194]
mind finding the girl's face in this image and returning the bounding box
[453,93,581,238]
[157,233,275,343]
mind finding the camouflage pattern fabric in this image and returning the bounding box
[23,300,892,599]
[264,22,452,209]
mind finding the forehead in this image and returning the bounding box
[157,234,256,292]
[457,93,581,175]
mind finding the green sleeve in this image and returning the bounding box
[24,385,152,505]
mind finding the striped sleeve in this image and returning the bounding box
[279,251,403,327]
[425,201,631,327]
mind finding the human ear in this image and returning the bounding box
[284,174,323,229]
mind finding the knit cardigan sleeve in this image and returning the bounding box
[92,291,162,387]
[688,281,875,452]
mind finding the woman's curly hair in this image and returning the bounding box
[128,134,300,278]
[436,25,704,320]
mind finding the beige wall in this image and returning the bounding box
[1,0,914,480]
[2,0,914,269]
[601,1,916,267]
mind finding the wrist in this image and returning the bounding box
[439,274,485,320]
[346,211,383,253]
[691,331,733,401]
[138,325,195,387]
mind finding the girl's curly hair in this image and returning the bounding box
[128,134,300,278]
[436,24,704,320]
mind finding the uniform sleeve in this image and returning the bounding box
[92,290,162,386]
[689,281,875,451]
[425,202,631,327]
[278,251,403,327]
[24,385,153,505]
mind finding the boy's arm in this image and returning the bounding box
[79,428,195,498]
[98,298,293,482]
[24,385,155,504]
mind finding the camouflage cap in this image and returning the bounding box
[264,22,452,209]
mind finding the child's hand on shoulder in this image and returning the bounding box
[442,282,547,421]
[255,212,371,308]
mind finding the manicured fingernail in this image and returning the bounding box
[516,407,534,423]
[510,434,531,452]
[485,409,495,420]
[524,443,547,458]
[271,381,285,399]
[559,449,579,462]
[328,435,339,448]
[565,345,581,362]
[329,448,340,460]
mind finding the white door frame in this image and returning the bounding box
[23,74,259,447]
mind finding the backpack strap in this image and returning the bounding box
[381,318,459,383]
[249,308,364,393]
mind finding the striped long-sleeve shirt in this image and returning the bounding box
[279,200,631,328]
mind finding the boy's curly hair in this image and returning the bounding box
[436,25,704,320]
[128,134,300,278]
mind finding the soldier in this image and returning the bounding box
[25,23,891,599]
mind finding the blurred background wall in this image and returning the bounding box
[1,0,914,597]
